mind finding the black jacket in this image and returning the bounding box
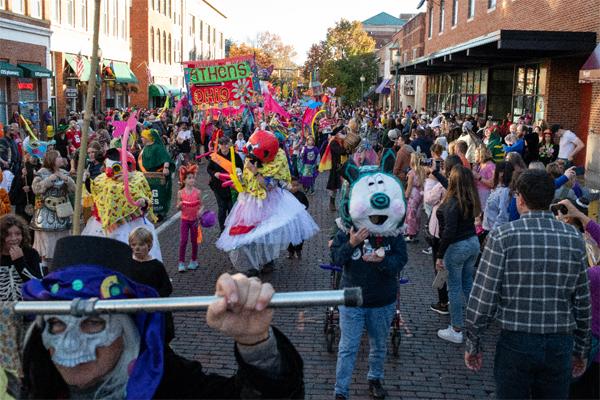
[436,197,477,259]
[331,230,407,307]
[23,325,304,399]
[207,149,243,199]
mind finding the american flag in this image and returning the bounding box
[75,52,85,80]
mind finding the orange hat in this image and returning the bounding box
[178,164,198,183]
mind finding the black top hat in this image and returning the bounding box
[50,236,132,276]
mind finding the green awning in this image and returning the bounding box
[64,53,91,81]
[112,61,138,84]
[0,61,22,78]
[149,84,182,97]
[149,84,167,97]
[18,63,52,78]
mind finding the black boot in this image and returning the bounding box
[368,379,388,399]
[329,197,336,211]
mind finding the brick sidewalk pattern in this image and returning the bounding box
[159,169,498,399]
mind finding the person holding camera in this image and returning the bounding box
[465,170,591,399]
[554,199,600,400]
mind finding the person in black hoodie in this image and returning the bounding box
[207,136,243,231]
[0,214,43,301]
[435,165,481,344]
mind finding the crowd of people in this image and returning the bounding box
[0,96,598,400]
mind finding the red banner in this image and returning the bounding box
[189,77,254,109]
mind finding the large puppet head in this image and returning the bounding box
[340,149,406,236]
[104,148,135,179]
[244,130,279,164]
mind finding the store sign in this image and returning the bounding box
[0,68,20,77]
[17,79,34,91]
[65,88,78,98]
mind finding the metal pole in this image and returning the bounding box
[13,288,363,315]
[395,64,399,113]
[72,0,101,235]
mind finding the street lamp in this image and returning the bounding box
[392,50,401,113]
[360,75,365,104]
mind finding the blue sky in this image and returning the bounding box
[221,0,422,63]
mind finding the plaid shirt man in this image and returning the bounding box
[466,210,591,357]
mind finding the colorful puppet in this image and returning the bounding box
[338,150,406,237]
[82,148,162,261]
[216,130,319,273]
[22,136,55,160]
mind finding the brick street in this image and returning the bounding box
[157,169,499,400]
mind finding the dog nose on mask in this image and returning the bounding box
[370,192,390,210]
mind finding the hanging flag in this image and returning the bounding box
[146,63,153,84]
[75,52,85,80]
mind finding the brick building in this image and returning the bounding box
[47,0,138,120]
[130,0,226,109]
[0,1,52,130]
[388,0,599,173]
[362,12,413,50]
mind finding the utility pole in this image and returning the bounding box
[72,0,101,235]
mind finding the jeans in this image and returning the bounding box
[494,330,573,399]
[444,235,479,329]
[334,303,395,398]
[179,219,198,262]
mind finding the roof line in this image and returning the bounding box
[201,0,227,19]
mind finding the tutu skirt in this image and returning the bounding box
[82,217,163,261]
[216,188,319,269]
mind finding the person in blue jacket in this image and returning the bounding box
[332,150,408,400]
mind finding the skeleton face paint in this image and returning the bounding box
[42,314,124,368]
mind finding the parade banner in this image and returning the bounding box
[184,56,255,109]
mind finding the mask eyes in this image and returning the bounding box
[80,317,106,334]
[47,318,67,334]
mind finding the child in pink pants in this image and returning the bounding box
[176,165,203,272]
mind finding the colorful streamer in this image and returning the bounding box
[19,114,38,141]
[120,114,143,208]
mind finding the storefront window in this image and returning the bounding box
[512,64,543,123]
[18,79,40,130]
[426,68,489,116]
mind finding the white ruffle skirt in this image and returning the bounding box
[82,217,163,261]
[216,188,319,269]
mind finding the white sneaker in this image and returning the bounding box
[421,247,433,255]
[437,325,463,344]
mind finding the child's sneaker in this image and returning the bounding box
[187,260,198,270]
[177,262,186,273]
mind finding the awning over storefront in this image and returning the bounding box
[64,53,91,81]
[111,61,139,84]
[149,84,166,97]
[392,30,597,75]
[0,61,22,78]
[375,78,391,94]
[18,63,52,78]
[149,84,182,97]
[579,44,600,83]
